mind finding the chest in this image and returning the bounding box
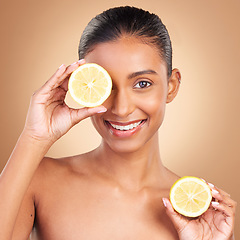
[33,179,178,240]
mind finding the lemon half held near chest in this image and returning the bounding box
[170,176,212,217]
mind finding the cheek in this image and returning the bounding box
[138,91,167,118]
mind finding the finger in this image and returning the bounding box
[162,198,175,214]
[211,201,236,233]
[42,59,85,93]
[61,77,70,92]
[58,60,86,89]
[213,194,237,214]
[42,64,67,92]
[209,184,235,208]
[211,188,232,204]
[208,182,230,197]
[211,201,234,219]
[45,90,67,111]
[162,198,186,232]
[209,185,237,226]
[70,105,107,126]
[60,59,86,92]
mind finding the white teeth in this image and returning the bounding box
[110,121,142,131]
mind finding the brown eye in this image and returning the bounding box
[135,81,151,89]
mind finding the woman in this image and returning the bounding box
[0,6,236,239]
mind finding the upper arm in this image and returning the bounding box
[11,157,60,240]
[12,186,35,240]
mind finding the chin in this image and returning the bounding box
[101,134,156,155]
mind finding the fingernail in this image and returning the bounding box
[71,61,78,65]
[78,59,85,64]
[97,108,107,113]
[212,201,219,206]
[208,182,215,188]
[162,198,167,207]
[59,64,65,69]
[212,189,219,195]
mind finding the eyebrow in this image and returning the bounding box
[127,69,157,79]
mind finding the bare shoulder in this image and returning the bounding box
[12,153,92,239]
[30,151,96,200]
[163,167,180,189]
[35,151,94,177]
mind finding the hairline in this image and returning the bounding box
[80,33,169,73]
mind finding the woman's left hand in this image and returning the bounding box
[163,182,237,240]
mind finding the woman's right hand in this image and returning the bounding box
[22,60,106,146]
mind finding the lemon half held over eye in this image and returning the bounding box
[68,63,112,107]
[170,176,212,217]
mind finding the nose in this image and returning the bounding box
[109,88,135,118]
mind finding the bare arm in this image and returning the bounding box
[1,134,51,239]
[0,60,107,239]
[0,133,50,239]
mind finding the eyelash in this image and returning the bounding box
[134,80,152,89]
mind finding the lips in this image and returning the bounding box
[105,119,146,137]
[109,120,142,131]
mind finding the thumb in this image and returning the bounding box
[162,198,187,233]
[70,106,107,126]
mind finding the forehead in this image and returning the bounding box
[84,37,168,78]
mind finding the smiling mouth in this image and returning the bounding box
[105,120,146,131]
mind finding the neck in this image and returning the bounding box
[94,133,166,191]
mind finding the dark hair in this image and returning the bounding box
[78,6,172,77]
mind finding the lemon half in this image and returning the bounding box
[170,176,212,217]
[68,63,112,107]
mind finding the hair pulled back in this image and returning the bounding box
[78,6,172,77]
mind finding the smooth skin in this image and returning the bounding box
[0,37,236,240]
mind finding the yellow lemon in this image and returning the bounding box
[68,63,112,107]
[170,176,212,217]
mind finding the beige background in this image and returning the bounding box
[0,0,239,237]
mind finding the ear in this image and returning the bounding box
[166,68,181,103]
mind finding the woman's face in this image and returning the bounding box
[85,37,179,153]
